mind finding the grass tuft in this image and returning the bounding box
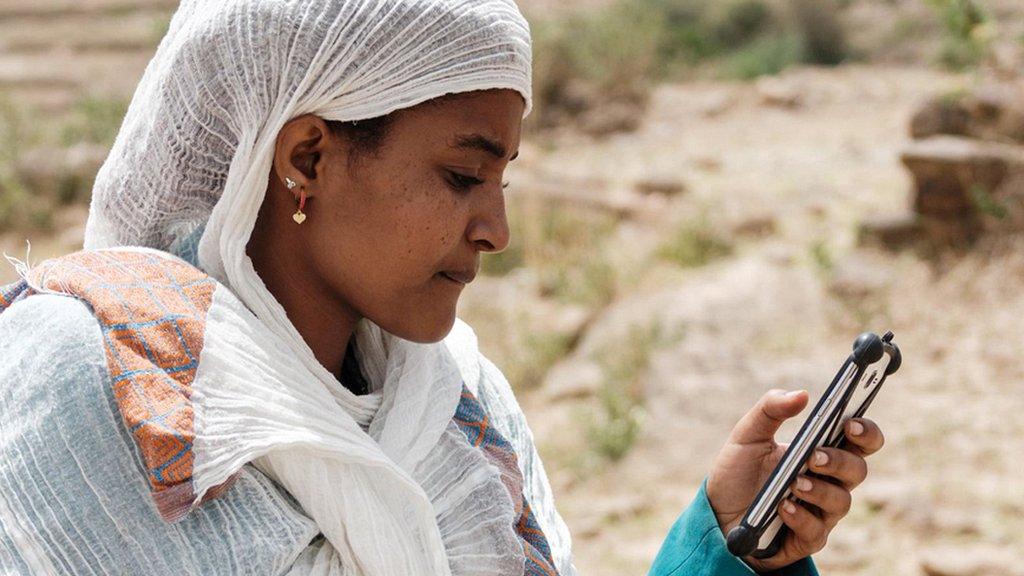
[60,95,128,148]
[925,0,993,70]
[585,322,666,462]
[658,215,733,268]
[529,0,852,132]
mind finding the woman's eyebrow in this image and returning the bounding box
[451,133,518,161]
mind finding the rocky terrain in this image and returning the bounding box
[2,1,1024,575]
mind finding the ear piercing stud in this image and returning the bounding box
[285,177,306,224]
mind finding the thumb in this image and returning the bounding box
[728,389,809,445]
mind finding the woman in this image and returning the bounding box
[0,1,883,574]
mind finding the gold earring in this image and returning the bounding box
[285,177,306,224]
[293,187,307,224]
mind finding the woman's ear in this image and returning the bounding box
[273,114,334,191]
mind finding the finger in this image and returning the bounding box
[729,389,809,445]
[807,447,868,490]
[843,418,885,456]
[791,475,852,528]
[777,498,829,557]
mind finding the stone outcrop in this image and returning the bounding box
[867,81,1024,248]
[900,135,1024,243]
[911,83,1024,145]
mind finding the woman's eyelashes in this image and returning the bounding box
[444,170,510,191]
[446,171,482,190]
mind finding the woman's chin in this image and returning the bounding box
[387,310,457,344]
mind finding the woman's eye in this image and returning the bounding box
[446,171,484,191]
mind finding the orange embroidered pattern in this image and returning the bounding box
[453,385,559,575]
[23,249,216,520]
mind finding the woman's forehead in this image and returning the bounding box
[403,90,524,154]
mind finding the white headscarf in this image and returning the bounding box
[83,0,531,387]
[80,1,544,575]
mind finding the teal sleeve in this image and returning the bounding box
[647,478,819,576]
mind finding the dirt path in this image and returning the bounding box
[514,65,1024,575]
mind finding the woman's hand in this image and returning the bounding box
[706,389,885,573]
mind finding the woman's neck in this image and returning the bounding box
[246,205,362,382]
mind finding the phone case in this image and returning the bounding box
[726,331,902,559]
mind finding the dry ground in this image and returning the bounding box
[494,66,1024,575]
[2,1,1023,575]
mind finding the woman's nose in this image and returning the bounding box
[467,189,510,253]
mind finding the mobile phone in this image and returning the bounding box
[726,331,902,559]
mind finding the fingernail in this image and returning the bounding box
[814,450,828,466]
[783,501,797,514]
[849,421,864,436]
[786,390,803,397]
[796,477,812,492]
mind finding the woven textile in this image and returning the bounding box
[5,249,237,521]
[76,5,549,571]
[1,247,576,575]
[454,386,559,576]
[0,279,28,311]
[63,1,585,573]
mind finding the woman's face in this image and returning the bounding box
[260,89,523,344]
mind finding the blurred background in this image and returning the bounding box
[1,0,1023,574]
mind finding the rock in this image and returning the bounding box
[559,79,600,117]
[732,215,777,238]
[815,527,872,570]
[911,85,1024,144]
[997,106,1024,145]
[593,493,651,523]
[858,214,921,250]
[15,143,107,201]
[965,84,1024,145]
[901,136,1024,216]
[931,509,982,537]
[539,304,592,342]
[542,358,604,402]
[910,95,971,140]
[756,77,802,109]
[828,253,893,300]
[697,90,736,118]
[578,101,644,137]
[634,175,686,197]
[691,156,722,172]
[900,136,1024,243]
[857,478,933,530]
[575,493,651,534]
[919,545,1023,576]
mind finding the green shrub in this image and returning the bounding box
[586,322,664,462]
[491,198,620,305]
[528,0,852,131]
[587,382,644,461]
[543,255,618,308]
[647,0,720,66]
[60,95,128,147]
[723,31,804,79]
[791,0,849,66]
[0,95,47,231]
[925,0,992,70]
[971,184,1008,219]
[810,240,834,274]
[658,215,733,268]
[529,2,662,130]
[711,0,774,47]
